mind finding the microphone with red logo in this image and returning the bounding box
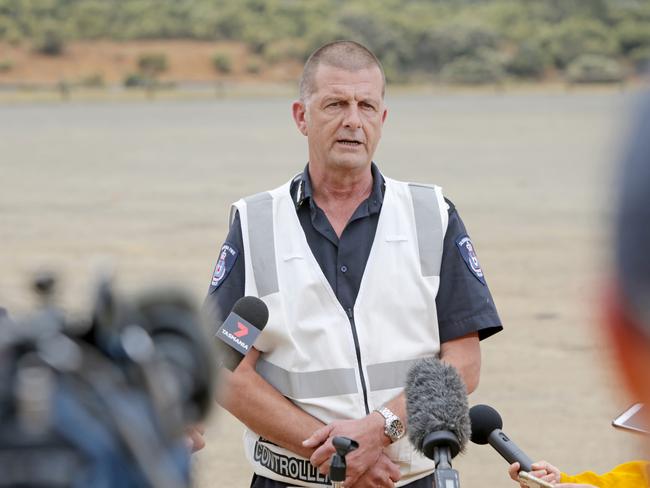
[215,296,268,371]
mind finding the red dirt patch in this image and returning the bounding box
[0,40,303,84]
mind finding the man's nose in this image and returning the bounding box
[342,104,362,129]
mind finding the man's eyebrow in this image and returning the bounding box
[322,95,346,104]
[358,97,380,107]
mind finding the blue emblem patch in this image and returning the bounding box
[209,242,238,292]
[455,235,486,285]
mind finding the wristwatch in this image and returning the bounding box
[375,407,405,443]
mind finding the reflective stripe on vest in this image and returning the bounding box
[256,356,439,399]
[244,191,278,297]
[408,183,445,277]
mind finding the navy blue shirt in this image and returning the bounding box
[207,164,502,343]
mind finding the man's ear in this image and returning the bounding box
[292,100,308,136]
[604,284,650,406]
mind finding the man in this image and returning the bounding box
[206,41,502,488]
[507,94,650,487]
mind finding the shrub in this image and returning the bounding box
[506,41,548,79]
[617,21,650,55]
[33,28,66,56]
[123,72,148,88]
[629,46,650,74]
[565,55,625,84]
[137,53,168,77]
[245,59,261,74]
[212,52,232,74]
[441,52,505,84]
[0,17,22,45]
[417,22,500,72]
[547,18,618,69]
[0,59,13,73]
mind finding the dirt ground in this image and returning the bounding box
[0,40,302,84]
[0,88,644,487]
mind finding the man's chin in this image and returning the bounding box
[329,155,372,171]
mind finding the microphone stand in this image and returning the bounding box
[422,431,461,488]
[329,436,358,488]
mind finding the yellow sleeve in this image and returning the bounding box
[560,461,649,487]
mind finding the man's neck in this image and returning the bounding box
[307,162,374,238]
[308,163,373,206]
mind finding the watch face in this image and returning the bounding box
[388,419,405,440]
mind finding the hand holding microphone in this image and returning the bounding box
[470,404,560,488]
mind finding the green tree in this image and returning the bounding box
[566,54,624,83]
[506,41,548,79]
[617,21,650,55]
[441,50,505,84]
[546,18,618,68]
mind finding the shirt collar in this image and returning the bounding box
[294,162,385,213]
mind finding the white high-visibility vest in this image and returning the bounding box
[233,175,449,487]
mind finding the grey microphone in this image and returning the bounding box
[469,404,534,473]
[405,357,471,488]
[214,296,268,371]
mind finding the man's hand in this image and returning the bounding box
[349,453,401,488]
[303,413,388,484]
[186,424,206,452]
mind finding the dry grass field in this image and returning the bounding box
[0,88,644,487]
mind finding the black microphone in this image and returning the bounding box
[469,404,534,473]
[215,296,268,371]
[405,357,471,488]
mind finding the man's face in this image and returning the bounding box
[292,64,387,172]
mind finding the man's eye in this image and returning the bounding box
[361,103,376,111]
[327,101,341,108]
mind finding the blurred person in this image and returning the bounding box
[506,93,650,487]
[203,40,502,487]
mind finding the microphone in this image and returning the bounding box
[127,288,217,424]
[215,296,268,371]
[405,357,471,488]
[469,404,534,473]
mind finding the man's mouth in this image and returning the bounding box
[337,139,363,147]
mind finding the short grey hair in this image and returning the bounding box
[299,40,385,101]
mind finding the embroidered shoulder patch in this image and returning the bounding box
[455,235,486,285]
[209,242,238,291]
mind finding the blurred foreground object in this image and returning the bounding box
[0,272,215,487]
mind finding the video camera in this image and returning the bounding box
[0,272,215,487]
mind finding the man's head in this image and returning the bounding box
[299,40,386,102]
[292,41,387,174]
[606,93,650,431]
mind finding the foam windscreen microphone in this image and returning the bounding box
[215,296,268,371]
[469,404,534,473]
[406,357,470,488]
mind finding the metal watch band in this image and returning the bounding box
[375,407,405,443]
